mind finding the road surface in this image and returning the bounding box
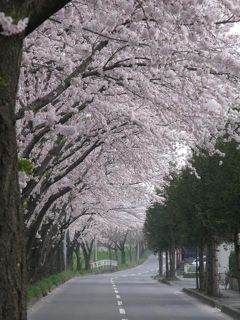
[28,255,231,320]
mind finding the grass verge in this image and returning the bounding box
[27,271,79,303]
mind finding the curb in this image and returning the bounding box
[221,305,240,320]
[183,288,240,320]
[159,278,171,285]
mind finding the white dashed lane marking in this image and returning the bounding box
[119,308,126,314]
[111,278,128,319]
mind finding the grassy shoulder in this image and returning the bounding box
[27,271,79,303]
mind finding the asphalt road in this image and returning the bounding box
[28,255,232,320]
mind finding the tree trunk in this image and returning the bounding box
[66,248,74,271]
[135,244,138,261]
[139,240,145,258]
[169,246,175,279]
[84,254,91,271]
[233,231,240,292]
[165,251,169,278]
[129,245,132,262]
[75,246,82,272]
[81,243,92,271]
[206,241,219,297]
[195,250,199,289]
[56,242,65,273]
[199,244,205,291]
[108,247,112,260]
[66,232,73,271]
[120,247,126,265]
[158,250,163,277]
[0,31,26,320]
[114,248,118,263]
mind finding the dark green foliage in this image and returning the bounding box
[144,202,176,252]
[17,158,34,175]
[144,138,240,293]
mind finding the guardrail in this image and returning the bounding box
[90,259,118,270]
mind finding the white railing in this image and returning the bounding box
[90,259,118,270]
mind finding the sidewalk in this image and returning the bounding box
[170,276,240,320]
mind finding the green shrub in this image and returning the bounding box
[17,158,34,175]
[27,285,42,301]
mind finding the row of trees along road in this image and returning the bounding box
[144,138,240,297]
[67,219,146,272]
[1,1,240,320]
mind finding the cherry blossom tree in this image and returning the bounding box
[1,1,240,319]
[0,2,73,319]
[18,0,240,283]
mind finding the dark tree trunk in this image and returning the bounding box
[195,250,199,289]
[206,241,219,297]
[135,244,138,261]
[108,247,112,260]
[86,257,91,270]
[129,245,132,262]
[83,252,91,270]
[114,248,118,263]
[81,240,94,271]
[139,240,145,258]
[0,29,26,320]
[75,246,82,272]
[165,251,169,278]
[66,231,73,271]
[169,246,175,279]
[158,250,163,277]
[0,2,73,319]
[58,242,65,273]
[199,244,205,291]
[66,250,73,271]
[233,231,240,292]
[27,220,61,281]
[120,247,126,265]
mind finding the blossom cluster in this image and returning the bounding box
[0,11,28,36]
[16,0,240,248]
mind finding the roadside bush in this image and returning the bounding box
[27,271,78,302]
